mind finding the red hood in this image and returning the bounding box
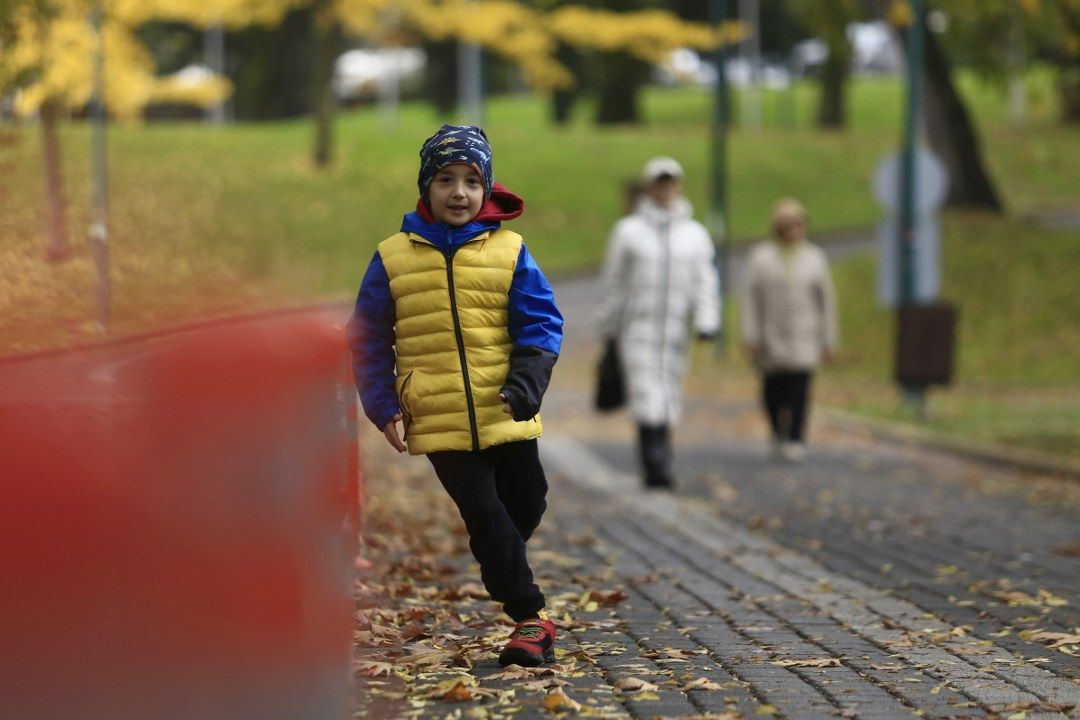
[416,183,525,224]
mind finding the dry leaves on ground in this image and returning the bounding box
[680,677,727,691]
[995,701,1076,714]
[770,657,842,669]
[1016,629,1080,654]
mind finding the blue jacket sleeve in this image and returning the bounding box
[500,244,563,421]
[346,251,400,429]
[507,243,563,354]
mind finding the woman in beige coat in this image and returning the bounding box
[741,199,838,462]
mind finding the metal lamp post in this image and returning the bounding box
[897,0,926,416]
[709,0,731,352]
[89,0,110,334]
[457,35,483,126]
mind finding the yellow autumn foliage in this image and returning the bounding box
[110,0,302,28]
[331,0,728,91]
[399,0,570,89]
[0,0,241,119]
[0,0,735,116]
[548,6,737,62]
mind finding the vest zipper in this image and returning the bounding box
[445,242,481,451]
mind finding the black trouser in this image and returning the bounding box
[426,439,547,622]
[762,371,812,442]
[637,424,673,487]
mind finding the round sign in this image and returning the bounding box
[873,148,948,214]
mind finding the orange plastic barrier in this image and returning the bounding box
[0,308,361,720]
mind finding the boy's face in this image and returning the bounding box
[428,164,485,226]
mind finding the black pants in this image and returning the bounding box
[427,439,547,622]
[637,424,673,487]
[762,371,812,442]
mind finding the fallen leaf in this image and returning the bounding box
[770,658,841,668]
[522,676,571,692]
[354,659,395,677]
[1036,589,1068,607]
[755,705,780,716]
[998,701,1076,714]
[652,714,741,720]
[1051,541,1080,557]
[1018,630,1080,647]
[489,664,542,681]
[542,688,582,713]
[440,681,477,702]
[583,589,629,607]
[680,677,726,691]
[397,649,456,667]
[614,677,660,692]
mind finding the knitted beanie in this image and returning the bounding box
[417,124,494,199]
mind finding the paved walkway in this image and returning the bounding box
[352,271,1079,720]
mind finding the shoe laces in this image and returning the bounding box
[514,624,546,640]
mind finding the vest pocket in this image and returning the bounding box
[396,370,414,437]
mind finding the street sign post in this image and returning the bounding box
[873,149,947,307]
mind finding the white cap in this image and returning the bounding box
[642,156,684,184]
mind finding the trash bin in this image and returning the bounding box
[895,302,957,387]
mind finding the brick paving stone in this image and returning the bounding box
[539,435,1080,720]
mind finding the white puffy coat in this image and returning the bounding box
[599,197,721,425]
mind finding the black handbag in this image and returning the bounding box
[594,338,626,411]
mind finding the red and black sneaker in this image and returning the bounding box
[497,617,557,667]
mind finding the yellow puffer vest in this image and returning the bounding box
[379,227,543,455]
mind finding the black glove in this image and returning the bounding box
[499,345,558,421]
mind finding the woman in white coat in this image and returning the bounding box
[599,157,721,488]
[741,199,838,462]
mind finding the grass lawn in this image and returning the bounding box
[792,213,1079,461]
[1,69,1076,458]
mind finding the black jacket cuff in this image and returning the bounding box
[500,345,558,421]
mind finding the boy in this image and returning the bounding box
[346,125,563,667]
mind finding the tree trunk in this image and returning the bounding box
[39,99,71,262]
[550,42,580,125]
[818,41,848,129]
[312,19,341,168]
[920,25,1002,211]
[552,88,575,125]
[229,8,318,120]
[1059,67,1080,124]
[595,51,648,125]
[425,40,458,116]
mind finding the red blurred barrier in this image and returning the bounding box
[0,307,362,720]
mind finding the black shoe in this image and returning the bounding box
[644,472,675,491]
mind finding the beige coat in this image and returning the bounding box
[741,239,838,372]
